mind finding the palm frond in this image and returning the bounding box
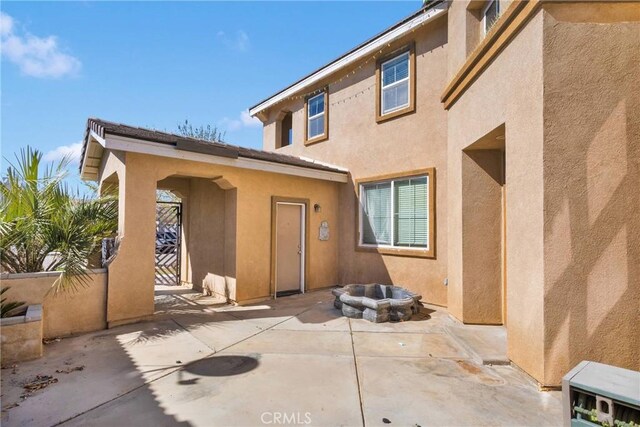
[0,287,26,318]
[1,146,118,293]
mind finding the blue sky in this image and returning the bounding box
[1,1,419,182]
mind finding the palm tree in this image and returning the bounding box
[0,147,117,293]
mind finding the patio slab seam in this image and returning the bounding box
[348,318,366,427]
[168,318,217,353]
[52,350,215,427]
[442,323,510,366]
[54,298,319,426]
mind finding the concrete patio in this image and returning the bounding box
[1,287,562,426]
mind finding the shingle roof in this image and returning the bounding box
[81,118,348,175]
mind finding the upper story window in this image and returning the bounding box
[304,90,329,145]
[381,52,410,114]
[482,0,500,35]
[357,168,435,257]
[376,44,415,123]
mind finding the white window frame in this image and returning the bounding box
[307,92,325,140]
[358,175,429,251]
[482,0,500,35]
[380,51,411,115]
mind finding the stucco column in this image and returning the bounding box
[106,155,158,327]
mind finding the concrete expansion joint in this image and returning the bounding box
[442,325,495,366]
[348,318,367,427]
[56,302,320,426]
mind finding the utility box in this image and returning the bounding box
[563,361,640,427]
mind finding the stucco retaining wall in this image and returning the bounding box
[0,270,108,339]
[0,305,43,365]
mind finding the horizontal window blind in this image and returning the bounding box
[394,177,428,247]
[382,53,409,86]
[362,182,391,245]
[360,174,430,250]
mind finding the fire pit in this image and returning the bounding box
[332,284,422,323]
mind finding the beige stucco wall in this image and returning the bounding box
[446,3,546,381]
[103,152,157,327]
[157,176,231,295]
[99,152,341,325]
[186,179,227,294]
[445,1,640,386]
[231,166,340,302]
[461,149,504,325]
[1,271,107,338]
[540,3,640,384]
[1,316,42,365]
[260,15,450,306]
[446,0,515,82]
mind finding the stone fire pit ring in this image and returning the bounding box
[332,284,422,323]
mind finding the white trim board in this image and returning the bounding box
[96,134,349,183]
[248,3,448,117]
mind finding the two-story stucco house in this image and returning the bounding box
[80,0,639,387]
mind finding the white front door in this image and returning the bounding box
[275,203,305,295]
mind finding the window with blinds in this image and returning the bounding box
[394,177,428,247]
[360,175,429,249]
[381,51,410,114]
[362,182,392,245]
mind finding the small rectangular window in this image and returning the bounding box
[358,169,434,256]
[381,52,410,114]
[376,44,415,122]
[483,0,500,35]
[306,91,327,142]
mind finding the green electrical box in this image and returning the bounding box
[563,361,640,427]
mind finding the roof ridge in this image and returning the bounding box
[82,118,349,175]
[89,118,228,146]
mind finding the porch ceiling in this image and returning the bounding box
[79,118,349,182]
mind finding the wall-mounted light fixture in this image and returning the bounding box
[314,203,321,213]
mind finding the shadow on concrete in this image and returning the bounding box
[183,355,259,377]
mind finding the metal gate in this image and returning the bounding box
[155,202,182,286]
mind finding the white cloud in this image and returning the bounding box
[0,12,14,36]
[44,142,83,164]
[240,109,261,127]
[0,12,81,78]
[221,109,262,132]
[216,30,250,52]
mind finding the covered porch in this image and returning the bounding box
[80,118,347,328]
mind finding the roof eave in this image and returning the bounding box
[79,119,349,182]
[248,1,449,117]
